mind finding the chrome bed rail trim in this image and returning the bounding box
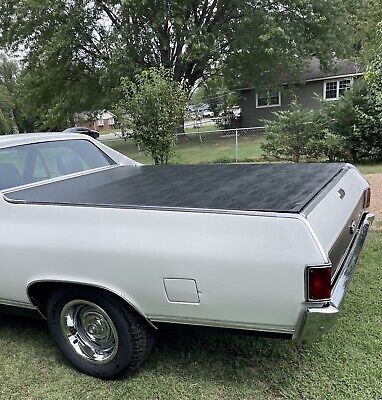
[295,212,374,344]
[1,164,122,196]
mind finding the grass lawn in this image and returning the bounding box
[184,124,217,134]
[356,163,382,175]
[107,135,265,165]
[106,138,382,175]
[0,232,381,400]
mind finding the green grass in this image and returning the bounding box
[355,163,382,175]
[106,138,382,174]
[0,232,381,399]
[107,135,265,165]
[184,124,217,134]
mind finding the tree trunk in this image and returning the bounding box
[9,108,19,134]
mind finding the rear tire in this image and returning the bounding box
[46,287,152,379]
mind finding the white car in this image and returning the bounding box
[0,133,373,378]
[202,110,214,118]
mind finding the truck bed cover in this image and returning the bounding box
[4,163,346,213]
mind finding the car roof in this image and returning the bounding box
[0,132,91,148]
[64,127,90,131]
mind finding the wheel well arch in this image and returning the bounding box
[27,280,156,329]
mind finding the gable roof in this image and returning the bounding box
[300,57,364,82]
[237,57,364,92]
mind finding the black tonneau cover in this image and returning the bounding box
[5,163,346,213]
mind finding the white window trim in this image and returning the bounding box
[255,91,282,108]
[323,77,352,101]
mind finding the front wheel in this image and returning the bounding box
[46,287,154,379]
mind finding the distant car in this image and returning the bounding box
[202,110,214,118]
[63,127,100,140]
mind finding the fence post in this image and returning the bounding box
[235,129,238,163]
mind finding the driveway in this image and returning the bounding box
[365,174,382,228]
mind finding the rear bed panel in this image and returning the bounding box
[306,166,369,276]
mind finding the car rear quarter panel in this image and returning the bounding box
[0,196,325,333]
[306,166,369,252]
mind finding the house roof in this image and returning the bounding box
[237,57,364,91]
[300,57,364,82]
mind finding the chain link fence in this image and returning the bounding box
[104,126,265,164]
[175,126,265,163]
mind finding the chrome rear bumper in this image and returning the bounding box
[295,212,374,344]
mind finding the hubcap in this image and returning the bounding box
[60,300,119,364]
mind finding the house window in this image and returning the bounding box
[256,89,281,108]
[324,78,352,100]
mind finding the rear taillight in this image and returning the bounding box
[307,266,332,301]
[364,188,371,208]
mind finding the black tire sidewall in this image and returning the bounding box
[47,288,135,379]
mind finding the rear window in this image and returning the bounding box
[0,139,116,190]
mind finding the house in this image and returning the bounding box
[239,58,364,128]
[76,110,117,132]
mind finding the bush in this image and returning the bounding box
[119,68,187,165]
[320,80,382,162]
[263,75,382,164]
[216,112,241,130]
[261,101,324,163]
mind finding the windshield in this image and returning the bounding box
[0,139,116,190]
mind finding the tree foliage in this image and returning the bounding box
[351,0,382,63]
[263,79,382,164]
[0,0,355,130]
[0,52,19,133]
[0,110,11,135]
[191,76,238,117]
[320,80,382,162]
[120,68,187,165]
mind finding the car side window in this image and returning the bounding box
[32,153,50,181]
[36,140,115,177]
[0,139,116,190]
[0,147,28,190]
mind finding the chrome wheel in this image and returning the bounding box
[60,300,119,364]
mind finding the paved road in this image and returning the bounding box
[99,132,122,142]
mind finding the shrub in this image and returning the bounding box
[263,76,382,164]
[320,80,382,162]
[119,68,187,165]
[261,101,324,163]
[216,112,241,130]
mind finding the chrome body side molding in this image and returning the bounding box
[149,315,295,335]
[0,299,36,310]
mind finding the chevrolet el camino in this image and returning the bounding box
[0,133,373,378]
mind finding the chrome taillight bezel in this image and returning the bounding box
[306,264,332,302]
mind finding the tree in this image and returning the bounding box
[351,0,382,63]
[0,1,355,130]
[190,76,238,117]
[0,52,19,133]
[120,68,187,164]
[0,110,11,135]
